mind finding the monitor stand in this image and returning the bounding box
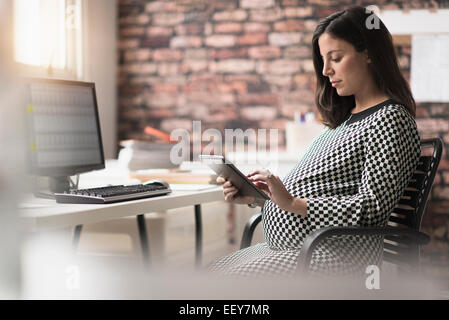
[33,176,79,200]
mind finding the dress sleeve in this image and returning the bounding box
[305,107,421,229]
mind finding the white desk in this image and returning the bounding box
[19,186,224,267]
[20,187,223,231]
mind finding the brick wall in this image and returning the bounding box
[118,0,449,278]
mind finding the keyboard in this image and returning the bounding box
[54,182,171,204]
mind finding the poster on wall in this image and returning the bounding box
[411,34,449,103]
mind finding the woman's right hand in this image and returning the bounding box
[216,176,255,205]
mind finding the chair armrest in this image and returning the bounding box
[240,212,262,249]
[297,226,430,274]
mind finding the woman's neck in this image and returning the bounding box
[353,92,390,114]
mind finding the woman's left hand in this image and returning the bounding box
[247,169,294,212]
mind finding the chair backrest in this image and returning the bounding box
[388,138,443,230]
[384,138,443,267]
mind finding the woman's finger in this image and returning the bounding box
[224,189,238,201]
[223,180,233,188]
[216,176,226,184]
[249,174,269,183]
[223,186,237,195]
[246,170,260,178]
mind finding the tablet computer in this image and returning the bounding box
[199,155,270,201]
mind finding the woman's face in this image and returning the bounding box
[318,33,372,97]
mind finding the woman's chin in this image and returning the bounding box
[335,88,351,97]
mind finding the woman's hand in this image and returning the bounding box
[216,176,255,205]
[247,169,294,212]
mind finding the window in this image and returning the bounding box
[13,0,83,79]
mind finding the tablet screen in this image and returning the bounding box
[199,155,270,201]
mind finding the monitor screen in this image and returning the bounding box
[25,78,105,177]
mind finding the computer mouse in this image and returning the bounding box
[143,179,170,189]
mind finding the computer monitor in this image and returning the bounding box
[24,78,105,195]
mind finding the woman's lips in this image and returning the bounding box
[331,81,341,87]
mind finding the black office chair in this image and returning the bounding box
[240,138,443,276]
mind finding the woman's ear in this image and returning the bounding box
[364,49,372,64]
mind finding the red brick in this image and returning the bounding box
[175,23,203,35]
[150,83,179,94]
[250,7,284,22]
[185,92,235,105]
[214,23,243,34]
[152,49,183,61]
[146,109,176,119]
[144,92,178,108]
[224,74,261,83]
[180,60,209,73]
[284,7,314,18]
[243,22,271,33]
[315,7,337,19]
[263,59,301,75]
[145,1,177,12]
[237,33,267,46]
[206,35,236,47]
[119,14,150,26]
[442,171,449,185]
[263,75,293,88]
[152,12,184,26]
[158,63,179,76]
[209,59,256,74]
[238,93,280,106]
[433,186,449,201]
[304,20,319,32]
[184,48,209,59]
[120,108,146,120]
[438,159,449,171]
[118,39,140,49]
[293,74,314,89]
[213,10,248,21]
[214,81,248,94]
[129,76,159,86]
[120,27,145,37]
[300,59,315,73]
[268,32,302,46]
[416,119,449,133]
[209,48,248,59]
[146,26,173,37]
[188,73,224,84]
[124,49,151,62]
[170,36,202,48]
[241,0,275,9]
[284,46,312,59]
[274,20,305,32]
[142,36,170,48]
[160,119,193,133]
[248,46,281,59]
[281,0,302,5]
[122,63,157,75]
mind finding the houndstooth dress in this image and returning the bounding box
[209,100,421,278]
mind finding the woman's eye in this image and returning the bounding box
[331,58,341,62]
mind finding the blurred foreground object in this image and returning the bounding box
[0,0,23,299]
[119,139,189,170]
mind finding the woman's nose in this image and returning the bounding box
[322,61,333,77]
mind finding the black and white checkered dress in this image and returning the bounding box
[209,100,421,277]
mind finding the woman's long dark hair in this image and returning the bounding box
[312,6,416,129]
